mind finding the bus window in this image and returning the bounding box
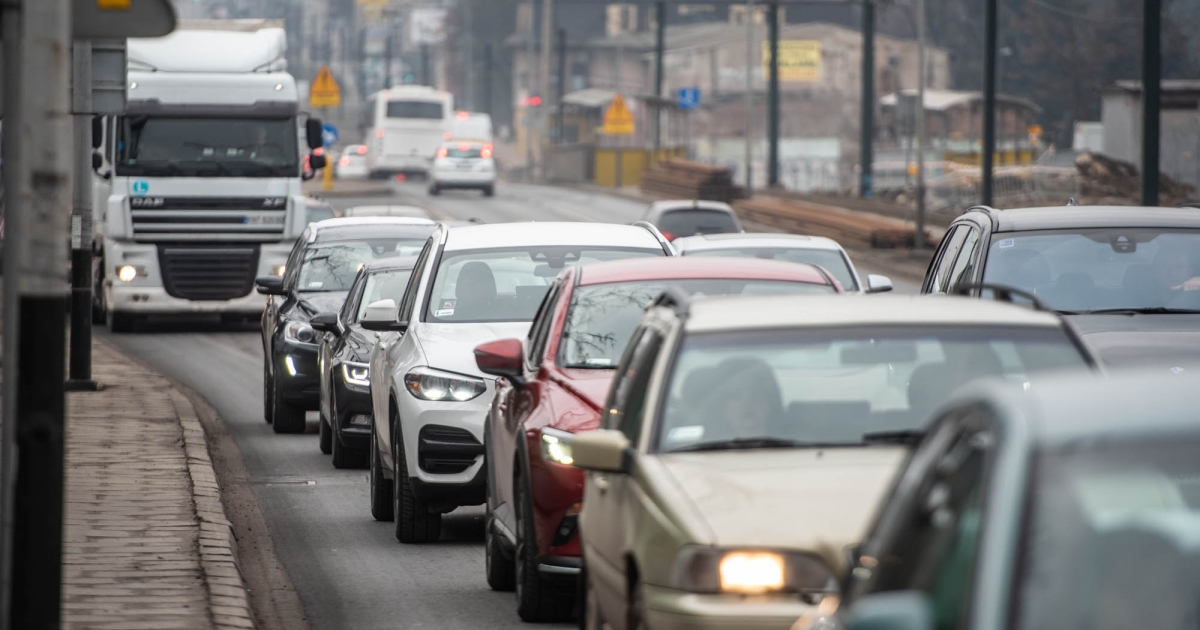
[387,101,444,120]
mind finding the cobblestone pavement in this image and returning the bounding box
[60,339,253,630]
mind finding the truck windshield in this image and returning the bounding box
[117,117,298,178]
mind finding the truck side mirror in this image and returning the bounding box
[306,118,323,150]
[91,115,103,149]
[309,154,327,170]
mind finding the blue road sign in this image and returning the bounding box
[321,123,339,147]
[678,87,700,110]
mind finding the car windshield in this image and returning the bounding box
[387,101,443,119]
[657,209,740,238]
[117,117,298,177]
[358,269,414,320]
[1014,436,1200,630]
[685,247,858,290]
[425,247,662,323]
[655,326,1088,452]
[981,229,1200,313]
[560,279,835,369]
[298,240,426,292]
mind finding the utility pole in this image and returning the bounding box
[859,0,874,197]
[1142,0,1161,206]
[556,27,566,145]
[67,41,98,391]
[384,26,393,88]
[482,42,493,117]
[914,0,927,249]
[743,0,754,196]
[11,0,73,625]
[766,1,779,188]
[981,0,997,205]
[654,0,665,151]
[421,43,431,87]
[537,0,553,179]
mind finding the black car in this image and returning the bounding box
[922,205,1200,371]
[254,217,436,434]
[311,256,418,468]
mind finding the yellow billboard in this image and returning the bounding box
[762,40,821,82]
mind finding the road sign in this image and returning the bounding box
[309,65,341,108]
[762,40,822,82]
[322,123,339,147]
[678,87,700,110]
[602,93,635,136]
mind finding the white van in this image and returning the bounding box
[364,86,453,179]
[449,111,493,143]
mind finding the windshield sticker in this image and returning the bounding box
[583,357,615,366]
[434,308,455,317]
[307,281,324,289]
[997,238,1014,248]
[667,426,705,443]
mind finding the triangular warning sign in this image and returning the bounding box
[310,65,342,108]
[602,94,635,135]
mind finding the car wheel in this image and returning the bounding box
[392,419,441,543]
[626,576,647,630]
[484,424,516,591]
[578,560,604,630]
[107,311,135,333]
[483,185,494,197]
[271,379,306,434]
[428,184,440,196]
[262,367,274,424]
[318,417,333,455]
[515,475,575,622]
[369,426,394,522]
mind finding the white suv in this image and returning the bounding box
[362,221,673,542]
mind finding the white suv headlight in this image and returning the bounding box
[341,361,370,387]
[283,320,317,345]
[403,367,486,402]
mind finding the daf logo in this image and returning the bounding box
[262,198,286,209]
[130,197,165,208]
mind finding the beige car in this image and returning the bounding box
[570,293,1097,630]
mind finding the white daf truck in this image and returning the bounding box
[92,20,326,331]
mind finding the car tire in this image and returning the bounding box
[392,420,441,543]
[262,367,274,424]
[318,417,333,455]
[107,311,135,333]
[369,426,394,522]
[484,422,516,591]
[483,185,494,197]
[428,184,440,196]
[515,475,575,622]
[271,383,306,434]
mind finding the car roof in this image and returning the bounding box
[682,294,1065,333]
[340,206,430,218]
[954,370,1200,446]
[671,232,845,252]
[648,200,736,215]
[308,217,437,243]
[363,256,419,272]
[577,256,835,287]
[977,205,1200,232]
[443,221,664,252]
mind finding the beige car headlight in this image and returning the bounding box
[668,546,836,595]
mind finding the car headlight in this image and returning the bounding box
[668,546,836,595]
[341,361,370,387]
[403,367,486,402]
[540,427,574,465]
[283,320,317,345]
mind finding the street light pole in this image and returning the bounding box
[981,0,997,205]
[859,0,874,197]
[914,0,927,249]
[1142,0,1161,206]
[743,0,754,196]
[67,40,98,391]
[766,1,779,188]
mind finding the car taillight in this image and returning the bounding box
[356,145,368,155]
[339,156,350,166]
[480,148,493,159]
[436,147,449,158]
[375,129,385,139]
[443,131,452,140]
[456,111,470,120]
[662,231,676,241]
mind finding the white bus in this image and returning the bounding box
[364,86,454,179]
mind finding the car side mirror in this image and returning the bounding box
[311,311,340,334]
[359,299,407,332]
[474,338,525,387]
[91,115,103,149]
[255,276,285,296]
[866,274,894,294]
[571,429,633,474]
[844,591,934,630]
[306,117,324,150]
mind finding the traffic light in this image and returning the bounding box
[523,95,542,107]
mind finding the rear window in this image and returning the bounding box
[444,146,482,158]
[387,101,444,120]
[658,209,740,238]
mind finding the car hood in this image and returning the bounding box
[657,448,906,555]
[1068,314,1200,371]
[415,320,532,378]
[296,291,350,317]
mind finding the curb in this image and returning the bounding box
[167,384,257,629]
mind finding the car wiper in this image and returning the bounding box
[1078,307,1200,315]
[668,437,841,453]
[861,430,925,445]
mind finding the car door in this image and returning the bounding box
[847,406,997,630]
[373,238,434,470]
[324,270,366,422]
[583,325,665,627]
[922,225,967,294]
[264,235,308,372]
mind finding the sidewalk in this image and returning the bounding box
[55,340,252,629]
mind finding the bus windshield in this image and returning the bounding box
[117,117,298,178]
[386,101,444,120]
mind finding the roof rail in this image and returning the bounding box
[632,220,675,255]
[650,286,692,318]
[951,282,1051,312]
[960,205,1000,230]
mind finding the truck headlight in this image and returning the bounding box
[404,367,486,402]
[668,546,836,595]
[283,320,317,345]
[117,265,145,282]
[540,427,574,465]
[341,361,370,387]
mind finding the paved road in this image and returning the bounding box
[108,181,917,630]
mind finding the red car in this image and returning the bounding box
[473,256,842,622]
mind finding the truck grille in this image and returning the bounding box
[157,244,260,301]
[130,197,287,242]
